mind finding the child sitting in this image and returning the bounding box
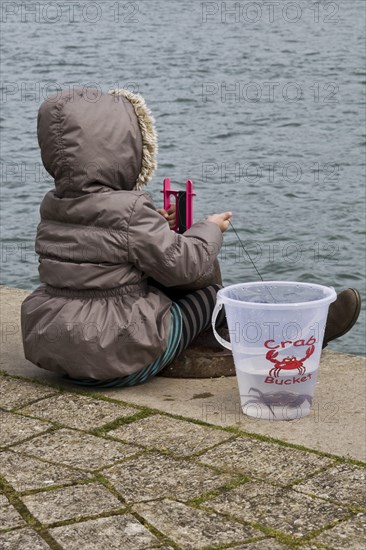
[20,87,230,387]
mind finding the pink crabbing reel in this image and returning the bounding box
[161,178,195,233]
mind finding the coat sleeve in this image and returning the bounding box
[128,194,223,287]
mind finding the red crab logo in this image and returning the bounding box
[266,345,315,377]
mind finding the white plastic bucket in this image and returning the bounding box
[212,281,337,421]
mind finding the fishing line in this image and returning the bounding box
[229,220,265,282]
[229,220,278,303]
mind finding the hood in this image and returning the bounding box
[37,87,158,195]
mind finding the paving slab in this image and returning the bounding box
[108,413,232,456]
[19,393,138,431]
[203,481,350,538]
[295,463,366,506]
[12,428,141,471]
[0,411,52,448]
[102,451,234,503]
[312,513,366,549]
[0,527,51,549]
[0,377,56,411]
[197,436,333,484]
[1,285,365,460]
[134,498,260,548]
[0,450,90,492]
[21,483,123,525]
[49,514,161,549]
[0,494,26,530]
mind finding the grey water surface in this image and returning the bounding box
[1,0,365,355]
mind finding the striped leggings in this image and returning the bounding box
[172,284,226,359]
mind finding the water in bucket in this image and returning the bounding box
[212,281,337,421]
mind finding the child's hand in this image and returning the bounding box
[157,204,176,229]
[206,211,233,233]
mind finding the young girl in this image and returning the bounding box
[20,87,231,387]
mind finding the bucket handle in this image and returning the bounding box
[212,300,232,351]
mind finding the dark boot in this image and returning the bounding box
[323,288,361,348]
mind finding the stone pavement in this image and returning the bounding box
[0,371,365,549]
[1,286,365,549]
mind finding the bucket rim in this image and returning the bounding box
[217,281,337,309]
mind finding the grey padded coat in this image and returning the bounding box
[20,88,223,380]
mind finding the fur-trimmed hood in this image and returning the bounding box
[37,87,157,195]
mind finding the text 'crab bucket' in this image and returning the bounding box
[212,281,337,421]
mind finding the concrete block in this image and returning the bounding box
[49,514,160,549]
[21,483,122,525]
[103,451,234,503]
[0,412,52,448]
[197,436,333,484]
[0,377,56,411]
[108,413,232,456]
[0,450,90,492]
[20,393,138,431]
[295,463,366,507]
[0,528,50,549]
[205,481,350,538]
[134,498,258,548]
[313,513,366,549]
[14,428,140,471]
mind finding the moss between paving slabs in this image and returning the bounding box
[3,370,363,468]
[0,371,365,550]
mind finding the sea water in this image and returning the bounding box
[235,362,318,421]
